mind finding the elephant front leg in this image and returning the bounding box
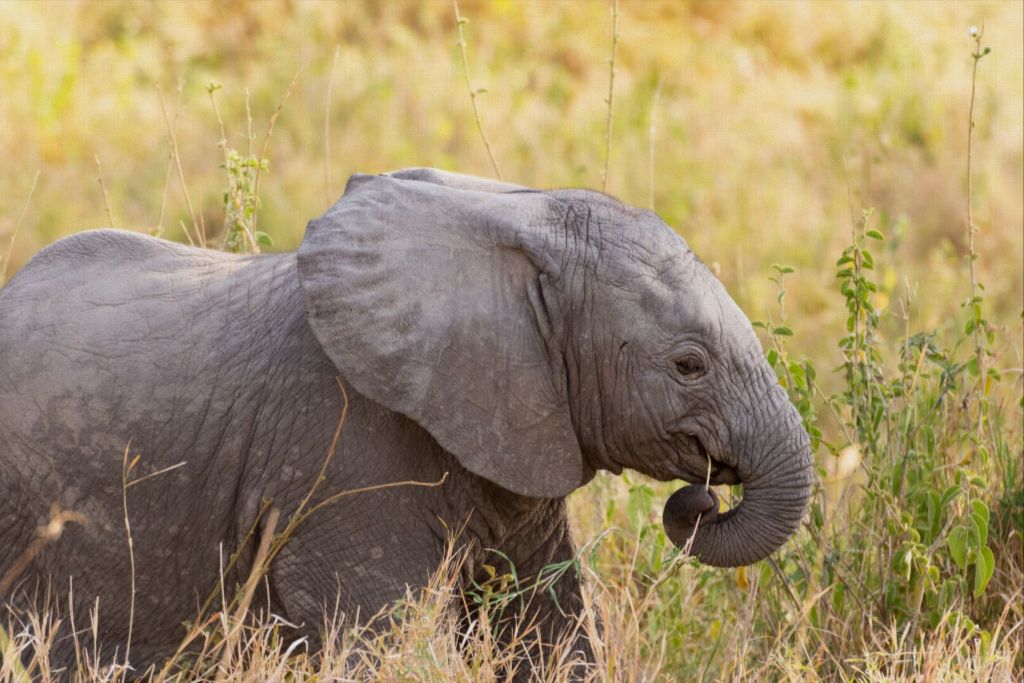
[466,509,595,680]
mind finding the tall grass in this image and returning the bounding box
[1,2,1021,681]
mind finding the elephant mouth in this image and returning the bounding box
[680,436,741,487]
[663,437,740,553]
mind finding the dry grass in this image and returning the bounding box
[1,2,1022,681]
[2,531,1019,682]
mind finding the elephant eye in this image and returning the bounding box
[675,355,706,377]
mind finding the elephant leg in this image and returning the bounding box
[265,498,448,651]
[468,506,594,681]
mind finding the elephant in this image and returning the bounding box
[0,168,813,676]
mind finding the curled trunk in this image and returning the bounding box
[664,389,814,567]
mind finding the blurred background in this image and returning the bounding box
[2,2,1021,342]
[1,3,1022,678]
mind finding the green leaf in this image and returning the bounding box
[832,581,845,612]
[979,629,992,658]
[971,499,990,526]
[973,546,995,597]
[947,527,968,570]
[899,547,913,582]
[772,264,795,274]
[971,500,990,547]
[865,228,884,240]
[940,485,961,507]
[766,348,778,367]
[255,231,273,246]
[967,512,982,549]
[972,513,989,548]
[773,326,793,337]
[925,492,939,541]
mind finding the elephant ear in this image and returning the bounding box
[298,172,583,498]
[380,167,531,193]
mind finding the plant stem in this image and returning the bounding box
[966,28,988,430]
[647,77,663,210]
[251,68,302,240]
[120,445,137,672]
[1,170,40,283]
[453,1,502,180]
[325,44,340,200]
[95,155,116,228]
[159,86,204,247]
[602,0,619,193]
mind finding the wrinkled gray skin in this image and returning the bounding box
[0,169,812,674]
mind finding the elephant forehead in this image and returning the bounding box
[572,220,689,294]
[629,255,755,345]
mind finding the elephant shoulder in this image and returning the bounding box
[13,229,228,279]
[0,229,243,347]
[2,229,241,306]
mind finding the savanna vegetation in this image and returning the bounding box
[1,2,1022,681]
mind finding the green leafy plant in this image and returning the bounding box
[208,82,273,254]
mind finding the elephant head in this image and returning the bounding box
[297,168,813,567]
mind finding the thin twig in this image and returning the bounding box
[208,83,229,149]
[251,67,303,238]
[189,381,349,634]
[601,0,620,193]
[292,378,350,519]
[259,380,448,580]
[1,170,40,283]
[158,86,203,247]
[302,473,449,522]
[647,77,663,211]
[192,379,444,667]
[966,24,989,431]
[453,1,502,180]
[120,444,138,670]
[208,83,259,254]
[215,508,280,682]
[325,45,340,200]
[190,499,274,629]
[151,601,231,683]
[125,461,188,489]
[95,155,116,228]
[156,81,184,237]
[0,504,86,596]
[680,454,714,558]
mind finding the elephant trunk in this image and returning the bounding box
[663,383,814,567]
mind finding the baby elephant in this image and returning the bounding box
[0,168,812,674]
